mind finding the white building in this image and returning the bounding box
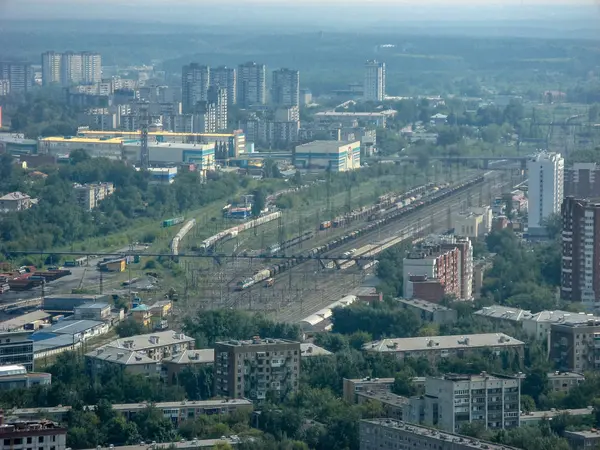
[423,373,521,433]
[81,52,102,84]
[0,331,34,372]
[41,51,62,86]
[363,60,385,102]
[294,140,361,172]
[527,152,564,232]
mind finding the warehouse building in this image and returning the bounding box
[42,294,109,313]
[122,141,215,171]
[293,140,360,172]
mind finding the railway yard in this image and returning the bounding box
[172,167,523,324]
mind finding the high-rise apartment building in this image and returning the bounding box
[272,68,300,108]
[564,163,600,199]
[527,152,564,232]
[60,51,83,86]
[423,373,521,433]
[211,66,237,105]
[549,320,600,372]
[363,60,385,102]
[237,62,266,108]
[41,52,62,85]
[193,102,217,134]
[561,197,600,305]
[0,62,34,93]
[214,337,301,400]
[182,63,210,114]
[207,85,228,132]
[81,52,102,84]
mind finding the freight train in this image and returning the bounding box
[234,175,485,290]
[170,219,196,257]
[263,231,314,256]
[192,211,283,255]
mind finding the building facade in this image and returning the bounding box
[527,152,564,232]
[0,192,33,213]
[423,373,520,433]
[237,62,266,108]
[561,197,600,305]
[403,245,460,301]
[0,331,34,372]
[549,320,600,372]
[41,52,62,86]
[564,162,600,199]
[214,337,301,400]
[272,68,300,108]
[396,298,458,325]
[293,140,361,172]
[343,377,396,403]
[182,63,210,114]
[73,182,114,211]
[363,60,385,102]
[0,419,66,450]
[211,66,237,105]
[207,85,228,132]
[0,62,34,93]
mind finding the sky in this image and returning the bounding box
[1,0,598,26]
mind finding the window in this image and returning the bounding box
[39,436,44,443]
[4,439,10,446]
[27,438,32,444]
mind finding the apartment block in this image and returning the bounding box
[527,152,564,233]
[211,66,237,105]
[0,62,34,94]
[564,162,600,199]
[0,331,34,372]
[0,192,33,213]
[363,333,524,366]
[356,391,408,421]
[182,63,210,114]
[41,52,62,85]
[561,196,600,306]
[0,418,66,450]
[207,85,228,132]
[363,60,385,102]
[396,298,457,325]
[272,68,300,108]
[73,182,115,210]
[237,62,266,107]
[359,419,520,450]
[403,245,460,302]
[214,337,301,400]
[548,371,585,393]
[549,319,600,372]
[564,430,600,450]
[422,373,520,433]
[343,377,396,403]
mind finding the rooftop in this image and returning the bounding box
[74,302,110,310]
[86,346,156,366]
[78,130,238,138]
[315,110,397,117]
[300,343,332,357]
[79,438,241,450]
[295,140,359,151]
[563,429,600,439]
[363,333,524,353]
[0,192,31,201]
[345,377,395,385]
[360,419,520,449]
[33,319,105,336]
[162,349,214,365]
[0,310,51,331]
[474,305,532,322]
[520,407,594,421]
[397,298,454,313]
[547,371,585,380]
[108,330,194,351]
[44,294,107,301]
[0,365,27,377]
[33,334,81,353]
[40,136,125,144]
[0,420,65,436]
[216,337,300,348]
[357,390,409,407]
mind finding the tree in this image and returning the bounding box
[115,319,146,338]
[214,443,234,450]
[252,188,267,217]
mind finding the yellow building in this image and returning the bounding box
[131,304,152,328]
[150,300,173,319]
[102,259,126,272]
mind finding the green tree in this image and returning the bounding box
[115,319,146,338]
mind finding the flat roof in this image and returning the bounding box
[79,130,238,138]
[316,110,397,117]
[521,407,593,421]
[74,303,110,310]
[364,333,524,353]
[33,334,80,353]
[360,419,520,449]
[40,137,124,144]
[34,319,105,336]
[80,439,241,450]
[397,298,454,313]
[563,430,600,439]
[295,140,360,151]
[0,311,51,331]
[345,377,395,384]
[547,371,585,379]
[357,390,409,407]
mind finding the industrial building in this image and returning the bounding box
[214,337,301,400]
[0,331,34,372]
[359,419,520,450]
[294,140,360,171]
[363,333,524,365]
[42,294,109,313]
[0,365,51,390]
[32,319,109,343]
[0,311,51,332]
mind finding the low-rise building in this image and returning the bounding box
[396,298,457,325]
[343,377,396,403]
[356,391,408,421]
[86,346,159,377]
[32,319,109,343]
[33,335,82,360]
[359,419,521,450]
[548,371,585,393]
[101,330,195,361]
[519,407,594,426]
[42,294,109,313]
[0,311,51,332]
[363,333,524,366]
[523,310,598,341]
[0,365,51,390]
[73,182,115,210]
[0,192,33,213]
[0,331,34,371]
[72,303,111,321]
[131,304,152,328]
[564,429,600,450]
[300,343,332,357]
[162,349,215,383]
[0,419,67,450]
[453,212,484,238]
[473,305,531,325]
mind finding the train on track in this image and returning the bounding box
[170,219,196,257]
[234,174,485,290]
[263,231,314,256]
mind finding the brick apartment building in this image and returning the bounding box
[561,197,600,306]
[564,163,600,199]
[403,245,460,302]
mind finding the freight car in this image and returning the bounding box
[170,219,197,257]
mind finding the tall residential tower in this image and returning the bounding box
[237,62,266,108]
[272,68,300,108]
[363,60,385,102]
[527,152,564,233]
[211,66,237,105]
[182,63,210,114]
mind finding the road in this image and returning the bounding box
[175,169,521,324]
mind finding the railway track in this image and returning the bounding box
[176,169,519,322]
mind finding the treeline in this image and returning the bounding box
[0,150,241,253]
